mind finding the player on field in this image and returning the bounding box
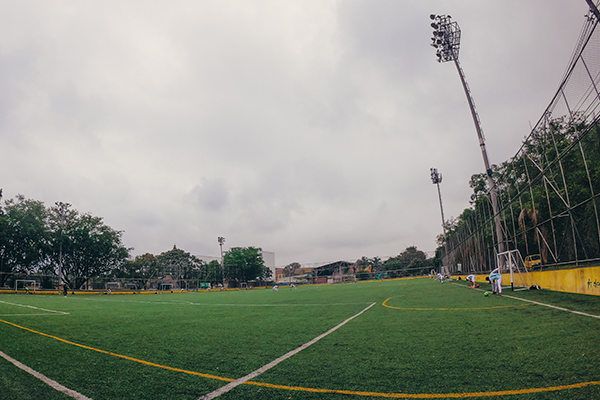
[466,274,476,288]
[487,268,502,295]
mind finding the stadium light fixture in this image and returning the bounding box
[218,237,225,286]
[429,14,505,258]
[431,168,450,274]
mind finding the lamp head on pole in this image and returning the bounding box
[430,168,442,184]
[429,14,461,63]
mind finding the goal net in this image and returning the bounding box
[497,250,535,291]
[106,282,121,290]
[15,280,39,293]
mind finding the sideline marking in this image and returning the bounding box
[452,283,600,319]
[502,294,600,319]
[0,300,69,315]
[2,309,600,398]
[197,302,377,400]
[0,350,92,400]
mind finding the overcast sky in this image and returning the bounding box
[0,1,589,267]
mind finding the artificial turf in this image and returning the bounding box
[1,278,599,399]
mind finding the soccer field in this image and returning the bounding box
[1,278,600,399]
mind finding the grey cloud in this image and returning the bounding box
[0,0,588,266]
[189,179,229,212]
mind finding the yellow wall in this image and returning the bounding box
[456,266,600,296]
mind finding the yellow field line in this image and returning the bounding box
[0,319,232,382]
[244,380,600,398]
[1,318,598,398]
[381,297,531,311]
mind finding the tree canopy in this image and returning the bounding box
[223,247,267,284]
[0,195,130,289]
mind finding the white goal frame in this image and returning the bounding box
[497,250,535,291]
[106,282,121,290]
[15,279,39,293]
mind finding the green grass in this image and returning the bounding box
[1,278,600,399]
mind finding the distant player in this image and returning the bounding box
[466,274,476,288]
[290,283,296,289]
[488,268,502,295]
[437,272,444,283]
[272,285,279,291]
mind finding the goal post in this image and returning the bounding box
[497,250,535,291]
[15,280,39,293]
[106,282,121,290]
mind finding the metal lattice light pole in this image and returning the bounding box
[431,168,450,273]
[218,236,225,286]
[430,14,505,260]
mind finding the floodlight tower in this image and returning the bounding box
[429,14,505,257]
[218,236,225,285]
[430,168,447,237]
[431,168,449,271]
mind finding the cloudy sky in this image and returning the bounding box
[0,0,589,267]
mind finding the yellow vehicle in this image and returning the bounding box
[524,254,542,270]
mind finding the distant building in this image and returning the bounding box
[260,250,276,281]
[275,261,353,284]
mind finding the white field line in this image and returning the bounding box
[452,283,600,319]
[0,350,92,400]
[77,297,370,307]
[0,300,69,315]
[198,302,377,400]
[501,294,600,319]
[0,314,68,317]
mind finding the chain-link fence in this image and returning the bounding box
[442,7,600,274]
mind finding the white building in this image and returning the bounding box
[260,250,276,281]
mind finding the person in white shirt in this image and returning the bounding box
[487,268,502,295]
[466,274,476,288]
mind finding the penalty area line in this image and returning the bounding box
[197,302,377,400]
[0,350,92,400]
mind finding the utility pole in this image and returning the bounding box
[430,14,505,259]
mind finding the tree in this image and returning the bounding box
[355,256,370,272]
[382,257,404,275]
[283,262,300,278]
[115,253,161,288]
[47,203,130,289]
[398,246,429,275]
[370,256,383,272]
[157,246,203,289]
[223,247,265,284]
[0,195,49,286]
[206,260,222,284]
[383,247,431,277]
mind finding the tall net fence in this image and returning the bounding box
[443,6,600,274]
